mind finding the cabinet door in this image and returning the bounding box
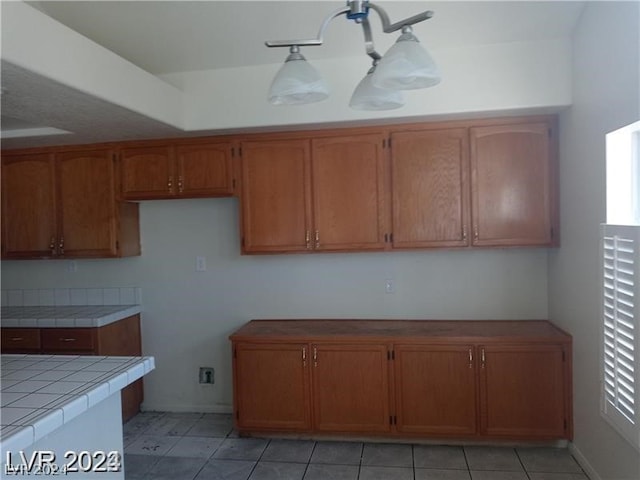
[479,344,568,438]
[121,146,174,199]
[176,143,234,197]
[311,134,388,251]
[470,122,555,246]
[57,150,118,257]
[395,345,477,435]
[391,129,469,248]
[240,140,312,252]
[1,153,57,258]
[312,344,391,433]
[233,343,311,431]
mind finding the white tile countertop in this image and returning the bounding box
[0,354,155,455]
[1,305,142,328]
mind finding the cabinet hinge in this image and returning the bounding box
[387,350,395,360]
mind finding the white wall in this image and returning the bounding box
[1,198,549,412]
[548,2,640,480]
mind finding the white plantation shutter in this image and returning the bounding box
[601,223,640,448]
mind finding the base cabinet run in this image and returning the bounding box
[230,320,573,441]
[1,315,144,422]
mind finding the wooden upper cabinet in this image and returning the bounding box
[312,343,391,433]
[470,121,556,246]
[57,150,119,257]
[233,343,311,431]
[311,134,388,251]
[1,149,140,259]
[240,139,312,253]
[394,344,477,435]
[121,146,174,199]
[176,143,234,197]
[121,143,234,200]
[1,153,57,258]
[390,129,469,248]
[479,344,568,438]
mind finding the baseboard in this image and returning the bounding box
[569,442,602,480]
[140,403,233,414]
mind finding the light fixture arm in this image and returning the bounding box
[265,1,433,51]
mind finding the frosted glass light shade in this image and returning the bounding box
[371,30,440,90]
[268,56,329,105]
[349,69,405,111]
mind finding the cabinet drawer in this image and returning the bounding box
[1,328,41,352]
[41,328,95,352]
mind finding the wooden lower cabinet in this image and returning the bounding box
[231,320,572,441]
[1,315,144,422]
[479,344,568,438]
[394,344,477,435]
[312,344,390,433]
[234,343,311,431]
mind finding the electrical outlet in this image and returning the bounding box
[385,279,395,294]
[195,256,207,272]
[199,367,214,384]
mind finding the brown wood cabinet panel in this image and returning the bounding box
[240,140,312,253]
[479,344,567,438]
[1,153,57,258]
[1,328,41,353]
[234,343,311,431]
[311,135,388,251]
[312,344,391,433]
[41,328,96,352]
[120,146,174,199]
[176,143,234,197]
[470,122,555,246]
[57,150,119,257]
[391,129,469,248]
[395,345,477,435]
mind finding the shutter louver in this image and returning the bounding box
[601,224,640,446]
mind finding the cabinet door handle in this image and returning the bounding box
[58,237,65,255]
[60,338,76,342]
[168,176,173,193]
[481,348,486,368]
[313,347,318,367]
[10,337,23,341]
[462,227,467,241]
[468,348,473,368]
[49,236,56,256]
[314,231,320,249]
[178,176,184,193]
[302,347,307,366]
[305,231,311,250]
[474,227,479,241]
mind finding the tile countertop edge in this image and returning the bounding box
[0,305,142,328]
[0,355,155,455]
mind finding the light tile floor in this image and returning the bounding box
[123,412,590,480]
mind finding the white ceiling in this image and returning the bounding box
[2,1,585,149]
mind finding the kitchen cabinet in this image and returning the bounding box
[230,319,572,441]
[240,134,388,253]
[390,128,469,248]
[120,142,234,200]
[311,134,388,251]
[470,121,557,246]
[240,139,312,252]
[233,343,311,431]
[1,149,140,259]
[312,344,391,433]
[394,344,477,435]
[1,315,144,422]
[479,344,568,438]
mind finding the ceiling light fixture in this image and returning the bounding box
[266,1,440,111]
